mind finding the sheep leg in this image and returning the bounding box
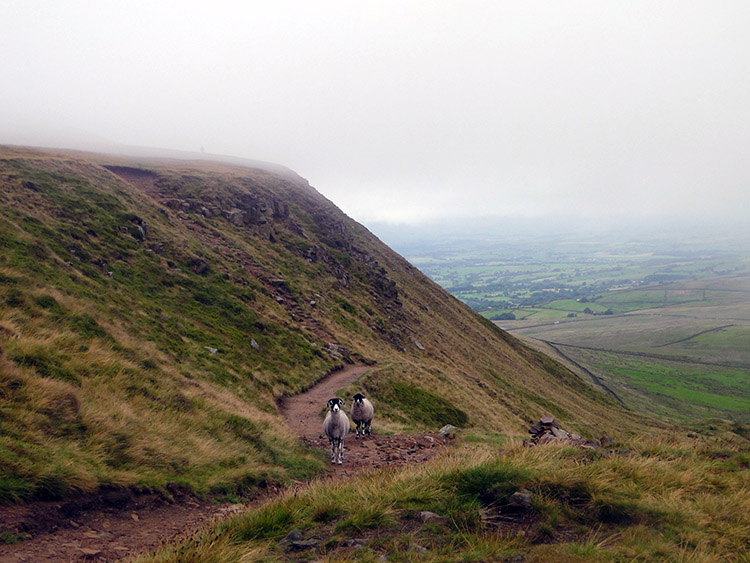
[355,421,361,439]
[337,438,344,464]
[329,438,336,464]
[365,422,371,437]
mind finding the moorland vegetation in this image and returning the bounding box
[0,146,747,560]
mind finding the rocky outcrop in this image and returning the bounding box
[524,416,611,450]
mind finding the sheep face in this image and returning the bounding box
[327,397,344,412]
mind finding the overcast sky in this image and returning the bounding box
[1,1,749,228]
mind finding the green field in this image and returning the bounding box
[388,227,750,422]
[503,276,750,422]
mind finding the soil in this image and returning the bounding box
[0,365,448,562]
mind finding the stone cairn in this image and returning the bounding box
[524,416,612,450]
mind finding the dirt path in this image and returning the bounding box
[0,488,254,563]
[279,363,371,440]
[0,365,448,561]
[280,363,448,478]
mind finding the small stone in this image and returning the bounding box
[419,511,446,522]
[79,548,102,558]
[281,529,303,544]
[508,488,533,509]
[438,424,457,436]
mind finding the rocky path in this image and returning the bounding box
[0,365,448,562]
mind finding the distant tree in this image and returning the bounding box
[583,307,593,315]
[604,309,614,315]
[567,312,577,318]
[491,312,516,320]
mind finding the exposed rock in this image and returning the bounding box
[419,511,446,523]
[224,208,245,226]
[280,529,302,544]
[438,425,458,437]
[525,416,610,450]
[326,343,352,362]
[132,224,146,241]
[250,339,260,350]
[204,346,218,355]
[190,258,208,275]
[507,488,533,510]
[200,206,218,218]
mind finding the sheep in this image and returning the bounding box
[322,397,349,465]
[350,392,374,439]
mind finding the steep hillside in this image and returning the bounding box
[0,146,654,504]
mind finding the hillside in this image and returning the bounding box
[0,145,653,506]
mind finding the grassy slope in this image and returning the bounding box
[2,146,652,505]
[142,427,750,562]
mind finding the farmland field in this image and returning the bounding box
[380,223,750,422]
[501,276,750,422]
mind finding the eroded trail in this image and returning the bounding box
[0,365,448,562]
[280,363,448,478]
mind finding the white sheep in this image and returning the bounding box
[351,392,374,439]
[322,397,349,465]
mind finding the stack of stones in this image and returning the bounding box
[524,416,611,450]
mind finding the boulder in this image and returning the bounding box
[224,208,245,226]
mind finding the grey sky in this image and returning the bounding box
[1,1,749,226]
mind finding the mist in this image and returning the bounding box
[2,1,749,230]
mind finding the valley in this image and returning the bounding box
[389,226,750,422]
